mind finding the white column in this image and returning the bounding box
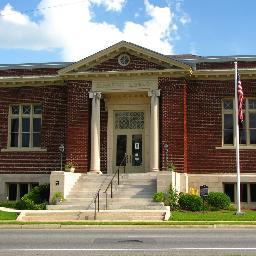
[148,89,160,172]
[89,91,102,173]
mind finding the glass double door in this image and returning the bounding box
[115,130,144,173]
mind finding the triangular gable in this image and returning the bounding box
[59,41,191,75]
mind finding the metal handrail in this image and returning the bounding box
[87,174,110,220]
[103,154,127,210]
[93,188,101,220]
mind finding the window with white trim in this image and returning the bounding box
[222,98,256,146]
[9,104,42,148]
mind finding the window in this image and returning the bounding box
[8,183,17,201]
[224,183,256,203]
[115,112,144,129]
[222,98,256,146]
[250,184,256,202]
[118,54,130,66]
[9,104,42,148]
[224,183,235,202]
[7,182,39,201]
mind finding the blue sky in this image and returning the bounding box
[0,0,255,64]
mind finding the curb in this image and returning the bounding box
[1,223,256,229]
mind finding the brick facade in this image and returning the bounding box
[1,44,256,177]
[66,80,91,173]
[0,85,67,174]
[159,77,188,173]
[88,53,166,72]
[187,79,256,174]
[100,98,108,174]
[2,77,254,176]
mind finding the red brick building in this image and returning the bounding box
[1,41,256,206]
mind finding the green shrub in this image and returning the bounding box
[15,183,49,210]
[15,196,46,210]
[153,192,165,202]
[25,184,50,204]
[51,192,64,205]
[179,193,203,211]
[164,186,179,210]
[0,201,17,209]
[206,192,231,210]
[153,187,179,210]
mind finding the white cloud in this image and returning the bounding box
[0,0,182,61]
[1,3,30,25]
[94,0,127,12]
[175,0,191,25]
[0,4,55,50]
[189,42,197,55]
[180,14,190,25]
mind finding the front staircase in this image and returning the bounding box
[48,174,111,210]
[20,172,169,221]
[107,173,166,210]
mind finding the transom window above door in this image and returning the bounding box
[115,111,144,129]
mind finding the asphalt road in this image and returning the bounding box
[0,227,256,256]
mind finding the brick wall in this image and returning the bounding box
[187,79,256,174]
[159,77,188,173]
[88,53,166,72]
[0,68,60,77]
[197,61,256,70]
[0,85,67,174]
[65,80,92,173]
[100,98,108,173]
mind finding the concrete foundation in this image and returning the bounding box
[49,171,81,203]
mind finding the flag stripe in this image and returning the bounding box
[237,73,244,123]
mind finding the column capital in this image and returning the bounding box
[89,91,102,99]
[148,89,160,97]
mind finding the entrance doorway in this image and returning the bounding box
[114,111,145,173]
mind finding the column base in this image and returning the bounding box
[88,170,102,175]
[150,168,160,172]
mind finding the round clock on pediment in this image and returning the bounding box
[118,54,130,66]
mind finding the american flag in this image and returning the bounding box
[237,73,244,123]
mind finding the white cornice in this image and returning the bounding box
[192,68,256,80]
[0,75,63,87]
[61,69,190,79]
[1,67,256,86]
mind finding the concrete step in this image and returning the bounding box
[109,193,154,198]
[53,172,162,212]
[118,186,155,190]
[63,198,106,203]
[119,182,156,186]
[108,205,166,210]
[107,198,156,205]
[18,210,167,221]
[122,172,157,177]
[67,191,154,199]
[67,192,107,198]
[47,205,99,210]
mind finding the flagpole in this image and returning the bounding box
[234,59,241,214]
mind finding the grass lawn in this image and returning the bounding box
[0,211,17,220]
[171,210,256,221]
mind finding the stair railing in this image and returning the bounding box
[87,174,109,220]
[93,188,100,220]
[103,154,127,210]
